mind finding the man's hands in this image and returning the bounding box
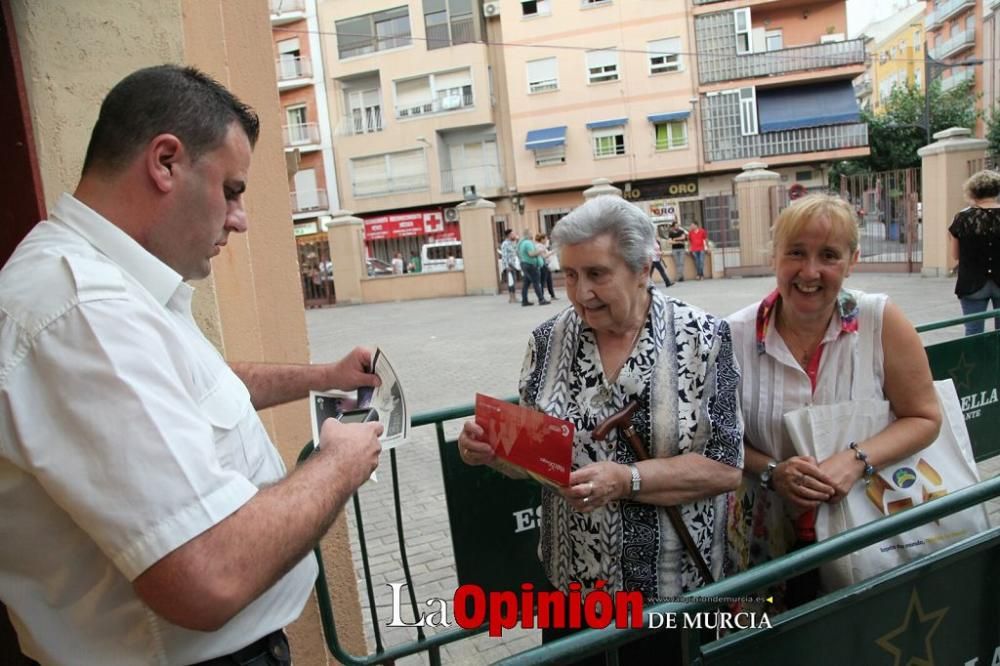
[318,417,383,490]
[324,347,381,392]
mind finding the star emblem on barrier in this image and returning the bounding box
[875,588,948,666]
[947,353,975,393]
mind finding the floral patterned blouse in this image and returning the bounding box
[519,286,743,601]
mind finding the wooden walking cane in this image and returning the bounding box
[593,401,715,585]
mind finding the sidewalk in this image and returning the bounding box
[304,273,995,665]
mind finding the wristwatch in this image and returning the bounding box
[760,460,779,490]
[627,463,641,498]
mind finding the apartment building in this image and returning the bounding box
[986,0,1000,120]
[853,3,927,112]
[270,0,339,305]
[317,0,513,265]
[925,0,982,95]
[691,0,868,194]
[492,0,702,231]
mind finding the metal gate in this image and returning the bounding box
[702,193,742,277]
[296,235,336,308]
[840,168,921,273]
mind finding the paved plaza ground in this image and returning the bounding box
[304,273,999,665]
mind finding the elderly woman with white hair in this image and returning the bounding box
[458,196,743,655]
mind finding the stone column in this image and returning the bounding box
[457,198,499,296]
[917,127,989,277]
[734,162,781,274]
[583,177,622,200]
[326,211,366,305]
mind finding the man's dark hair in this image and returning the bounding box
[82,65,260,175]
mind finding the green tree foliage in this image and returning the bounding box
[987,105,1000,158]
[830,79,980,186]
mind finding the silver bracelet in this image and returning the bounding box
[849,442,876,485]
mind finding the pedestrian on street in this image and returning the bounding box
[500,228,520,303]
[0,65,383,665]
[536,232,559,300]
[667,220,688,282]
[649,231,672,288]
[688,221,708,281]
[518,227,549,306]
[949,170,1000,335]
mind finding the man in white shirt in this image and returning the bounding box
[0,65,382,665]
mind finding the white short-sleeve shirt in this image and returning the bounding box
[0,194,317,665]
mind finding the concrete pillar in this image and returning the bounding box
[918,127,989,277]
[583,177,622,200]
[326,211,366,305]
[457,198,499,296]
[734,162,781,272]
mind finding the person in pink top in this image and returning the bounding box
[688,221,708,280]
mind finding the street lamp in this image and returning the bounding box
[923,46,984,145]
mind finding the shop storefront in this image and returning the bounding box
[362,209,461,270]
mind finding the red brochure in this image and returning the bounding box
[474,393,574,488]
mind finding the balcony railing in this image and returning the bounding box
[698,39,865,85]
[290,189,328,214]
[282,122,320,148]
[925,0,975,30]
[705,122,869,163]
[440,164,503,194]
[349,106,383,135]
[395,91,474,119]
[270,0,305,23]
[276,56,312,82]
[940,67,975,92]
[929,28,976,60]
[352,175,428,198]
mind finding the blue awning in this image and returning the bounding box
[525,126,567,150]
[757,80,861,132]
[647,111,690,123]
[585,117,628,130]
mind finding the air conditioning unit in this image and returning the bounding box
[444,207,460,222]
[483,1,501,18]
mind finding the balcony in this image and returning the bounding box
[270,0,305,25]
[336,106,383,137]
[440,164,503,194]
[854,77,872,97]
[940,67,976,92]
[276,57,312,89]
[352,175,428,198]
[925,0,975,30]
[290,189,329,215]
[930,29,976,60]
[283,123,321,150]
[705,122,868,163]
[395,90,474,119]
[698,39,865,85]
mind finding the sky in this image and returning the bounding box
[846,0,904,38]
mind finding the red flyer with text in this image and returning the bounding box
[474,393,574,488]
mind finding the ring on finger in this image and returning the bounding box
[583,496,591,505]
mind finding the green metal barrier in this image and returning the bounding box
[919,312,1000,461]
[300,308,1000,665]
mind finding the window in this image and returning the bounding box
[913,31,922,51]
[534,146,565,166]
[592,126,625,158]
[648,38,681,75]
[764,30,782,52]
[277,38,303,80]
[539,208,571,235]
[914,69,922,89]
[582,0,611,6]
[336,6,411,59]
[521,0,550,16]
[734,8,751,55]
[423,0,474,50]
[394,68,473,117]
[347,89,382,134]
[795,170,813,182]
[738,87,757,135]
[285,105,310,144]
[586,49,619,83]
[527,57,559,93]
[654,120,687,150]
[351,149,428,197]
